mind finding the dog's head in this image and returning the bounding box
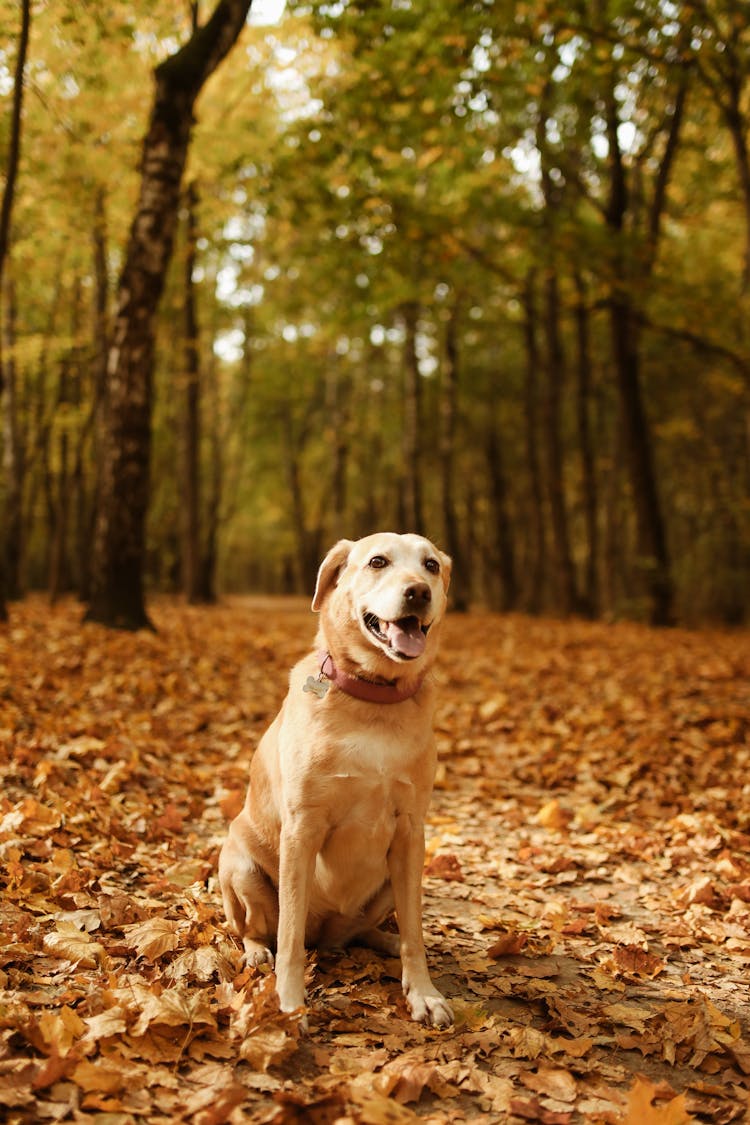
[312,532,451,674]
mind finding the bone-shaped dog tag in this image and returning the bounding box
[303,675,329,699]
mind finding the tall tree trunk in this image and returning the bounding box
[574,270,599,616]
[86,0,253,629]
[0,0,31,621]
[439,302,468,609]
[2,273,23,599]
[78,190,111,601]
[535,81,579,616]
[198,339,222,603]
[521,271,547,613]
[281,405,317,593]
[604,68,674,625]
[181,180,203,603]
[541,266,579,614]
[486,403,518,612]
[400,302,424,534]
[326,360,349,542]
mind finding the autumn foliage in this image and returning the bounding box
[1,597,749,1122]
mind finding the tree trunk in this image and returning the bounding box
[0,0,31,621]
[2,272,24,599]
[486,404,518,612]
[85,0,253,629]
[181,180,203,603]
[326,360,350,542]
[541,266,579,615]
[439,302,468,609]
[197,335,222,604]
[604,69,674,625]
[400,301,424,534]
[78,190,111,602]
[521,271,547,613]
[574,270,599,616]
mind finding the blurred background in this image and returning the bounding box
[1,0,748,624]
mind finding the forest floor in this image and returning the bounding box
[1,595,749,1124]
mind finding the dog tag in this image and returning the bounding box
[303,674,329,699]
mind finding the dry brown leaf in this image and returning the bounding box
[612,944,666,978]
[123,917,181,961]
[521,1066,577,1103]
[43,927,105,969]
[487,929,528,957]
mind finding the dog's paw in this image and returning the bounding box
[243,939,274,968]
[406,988,454,1028]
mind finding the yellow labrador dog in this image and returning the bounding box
[219,532,453,1027]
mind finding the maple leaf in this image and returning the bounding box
[127,984,217,1037]
[123,917,181,961]
[623,1076,694,1124]
[43,927,106,970]
[240,1026,298,1073]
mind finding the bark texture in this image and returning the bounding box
[86,0,253,629]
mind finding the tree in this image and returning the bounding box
[0,0,31,621]
[85,0,254,629]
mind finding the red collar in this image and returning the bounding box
[318,651,424,704]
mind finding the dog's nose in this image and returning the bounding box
[404,582,431,610]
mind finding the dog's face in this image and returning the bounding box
[313,533,452,669]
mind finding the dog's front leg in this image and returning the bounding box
[389,815,453,1028]
[274,814,320,1017]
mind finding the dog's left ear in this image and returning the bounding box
[439,551,452,593]
[312,539,354,611]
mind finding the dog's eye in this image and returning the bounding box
[424,558,440,575]
[368,555,389,569]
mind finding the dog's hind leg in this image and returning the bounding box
[219,835,279,967]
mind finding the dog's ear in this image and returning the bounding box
[312,539,354,611]
[438,550,452,593]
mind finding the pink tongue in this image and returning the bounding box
[384,619,426,658]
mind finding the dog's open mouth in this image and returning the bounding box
[363,612,429,660]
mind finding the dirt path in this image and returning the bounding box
[1,598,749,1123]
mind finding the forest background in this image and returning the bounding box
[1,0,749,628]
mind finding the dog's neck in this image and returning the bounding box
[318,651,424,704]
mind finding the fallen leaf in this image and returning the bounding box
[623,1076,693,1124]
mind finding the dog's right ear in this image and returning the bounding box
[312,539,354,611]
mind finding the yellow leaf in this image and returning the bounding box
[72,1058,126,1095]
[38,1006,87,1054]
[623,1077,695,1125]
[43,928,105,969]
[124,917,181,961]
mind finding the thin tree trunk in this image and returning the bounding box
[541,266,579,614]
[78,190,111,601]
[86,0,253,629]
[281,405,316,593]
[0,0,31,620]
[521,271,546,613]
[2,272,23,599]
[401,302,424,535]
[439,302,467,609]
[196,321,222,604]
[486,405,518,612]
[574,270,599,616]
[181,180,203,603]
[326,360,349,542]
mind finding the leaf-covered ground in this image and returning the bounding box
[1,596,749,1124]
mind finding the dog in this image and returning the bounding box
[218,532,453,1027]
